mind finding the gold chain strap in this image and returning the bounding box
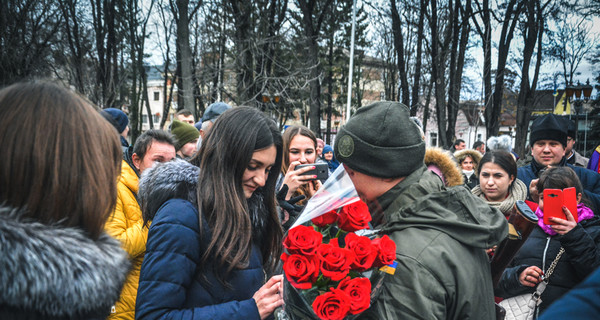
[545,247,565,280]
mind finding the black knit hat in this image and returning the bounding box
[529,114,568,147]
[334,101,425,178]
[171,119,200,150]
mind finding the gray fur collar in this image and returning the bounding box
[138,159,199,224]
[0,205,130,317]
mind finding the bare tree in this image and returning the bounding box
[428,0,455,148]
[152,1,177,129]
[0,0,62,85]
[445,0,471,146]
[57,0,92,94]
[547,8,596,86]
[514,0,553,157]
[170,0,202,113]
[487,0,524,138]
[90,0,124,107]
[295,0,335,137]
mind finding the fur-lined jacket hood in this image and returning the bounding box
[453,149,483,169]
[424,147,464,187]
[138,159,199,225]
[0,205,130,319]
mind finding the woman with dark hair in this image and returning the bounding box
[496,167,600,315]
[472,150,528,217]
[135,107,284,320]
[0,82,130,319]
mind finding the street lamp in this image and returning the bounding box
[565,80,594,154]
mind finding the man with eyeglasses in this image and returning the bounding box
[565,120,589,168]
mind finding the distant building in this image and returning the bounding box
[141,66,177,131]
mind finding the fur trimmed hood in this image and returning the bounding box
[0,205,130,318]
[454,149,483,169]
[138,159,199,225]
[424,147,464,187]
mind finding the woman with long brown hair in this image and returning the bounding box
[136,107,284,320]
[0,81,130,319]
[277,126,322,226]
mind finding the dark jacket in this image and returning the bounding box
[135,160,265,320]
[0,205,130,320]
[517,159,600,212]
[538,266,600,319]
[463,172,478,190]
[358,166,508,320]
[495,217,600,313]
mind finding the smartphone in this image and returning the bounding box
[563,187,578,222]
[295,163,329,180]
[543,188,578,225]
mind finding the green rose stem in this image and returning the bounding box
[315,274,331,289]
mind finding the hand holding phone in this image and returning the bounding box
[294,163,329,181]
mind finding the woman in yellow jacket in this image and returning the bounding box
[105,160,147,320]
[105,130,176,320]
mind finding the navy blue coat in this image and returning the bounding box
[538,266,600,319]
[517,161,600,212]
[135,199,264,320]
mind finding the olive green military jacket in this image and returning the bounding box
[360,166,508,320]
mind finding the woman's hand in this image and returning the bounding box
[306,179,322,198]
[253,275,284,320]
[550,206,578,235]
[282,161,317,200]
[519,266,543,287]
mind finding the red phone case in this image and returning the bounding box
[543,188,578,225]
[563,187,578,222]
[543,189,563,225]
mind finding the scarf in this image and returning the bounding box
[531,157,567,177]
[535,203,594,236]
[472,179,528,215]
[463,169,475,179]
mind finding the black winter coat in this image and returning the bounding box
[463,173,478,190]
[496,216,600,313]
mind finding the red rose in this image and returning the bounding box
[281,252,320,290]
[312,210,339,227]
[344,232,377,271]
[284,225,323,256]
[337,201,371,232]
[372,235,396,267]
[312,288,351,320]
[337,277,372,314]
[317,241,355,281]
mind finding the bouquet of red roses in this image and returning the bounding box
[279,166,397,320]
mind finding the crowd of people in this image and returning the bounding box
[1,81,600,319]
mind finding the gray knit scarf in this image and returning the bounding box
[472,179,528,215]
